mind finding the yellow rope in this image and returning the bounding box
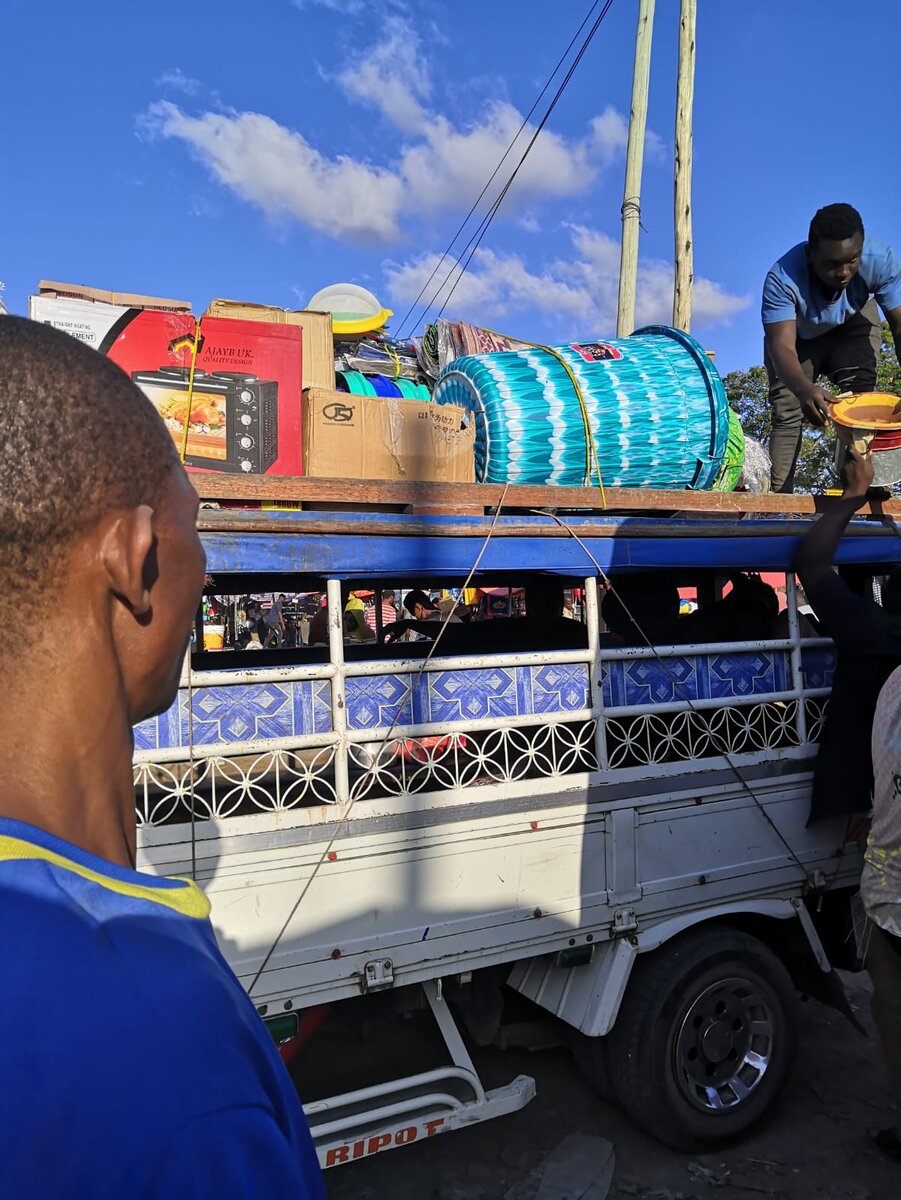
[178,318,203,464]
[481,327,606,506]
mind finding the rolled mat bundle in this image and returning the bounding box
[433,325,730,489]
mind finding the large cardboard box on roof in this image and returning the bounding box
[204,298,335,391]
[38,280,191,312]
[29,293,303,477]
[303,388,475,483]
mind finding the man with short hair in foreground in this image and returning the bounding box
[0,317,324,1199]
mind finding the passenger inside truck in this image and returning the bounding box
[379,579,589,652]
[673,572,780,644]
[601,574,680,646]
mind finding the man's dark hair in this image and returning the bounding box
[404,589,437,615]
[0,316,180,599]
[808,203,864,248]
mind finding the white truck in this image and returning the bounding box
[134,489,891,1169]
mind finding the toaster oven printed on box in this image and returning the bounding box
[131,367,279,474]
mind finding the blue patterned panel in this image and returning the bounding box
[531,664,590,713]
[429,667,518,723]
[606,656,702,707]
[134,693,185,752]
[133,716,160,752]
[134,679,332,750]
[707,651,784,698]
[603,650,791,708]
[801,647,836,689]
[346,674,416,731]
[293,680,333,735]
[188,683,294,744]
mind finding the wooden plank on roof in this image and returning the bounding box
[190,474,901,518]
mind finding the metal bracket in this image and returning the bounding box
[612,908,638,936]
[360,958,395,993]
[807,869,827,892]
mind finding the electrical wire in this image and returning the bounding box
[399,0,615,338]
[429,0,615,327]
[394,0,606,340]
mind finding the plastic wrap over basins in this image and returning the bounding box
[433,325,730,489]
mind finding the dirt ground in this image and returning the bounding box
[318,971,899,1200]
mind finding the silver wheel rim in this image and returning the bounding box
[673,975,775,1112]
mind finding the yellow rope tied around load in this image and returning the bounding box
[177,318,203,464]
[482,326,606,507]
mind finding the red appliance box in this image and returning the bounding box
[28,295,303,476]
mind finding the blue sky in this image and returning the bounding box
[3,0,900,373]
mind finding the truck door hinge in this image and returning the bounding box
[359,958,395,993]
[612,908,638,936]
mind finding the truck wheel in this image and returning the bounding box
[571,1028,615,1099]
[605,927,797,1149]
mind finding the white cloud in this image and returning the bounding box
[156,68,201,96]
[386,248,593,324]
[144,22,663,246]
[144,102,406,243]
[144,91,643,246]
[588,105,665,167]
[385,226,750,334]
[336,18,430,133]
[292,0,408,12]
[145,95,639,245]
[563,224,749,329]
[587,107,628,166]
[292,0,366,12]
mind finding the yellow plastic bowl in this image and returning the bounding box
[830,391,901,429]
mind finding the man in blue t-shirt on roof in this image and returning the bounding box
[762,202,901,492]
[0,317,325,1200]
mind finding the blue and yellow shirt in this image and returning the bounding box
[0,816,324,1199]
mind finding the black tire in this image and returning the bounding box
[570,1027,616,1099]
[604,927,798,1150]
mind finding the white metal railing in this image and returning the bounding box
[134,574,835,825]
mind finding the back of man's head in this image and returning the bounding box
[808,203,864,248]
[0,316,178,607]
[525,579,564,623]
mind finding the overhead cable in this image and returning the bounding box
[426,0,615,329]
[396,0,613,339]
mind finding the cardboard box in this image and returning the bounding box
[303,387,475,483]
[30,295,302,476]
[37,280,191,312]
[204,298,335,392]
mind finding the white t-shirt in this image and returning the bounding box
[863,665,901,936]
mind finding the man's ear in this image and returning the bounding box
[101,505,156,616]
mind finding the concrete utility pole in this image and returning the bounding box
[672,0,697,331]
[616,0,656,338]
